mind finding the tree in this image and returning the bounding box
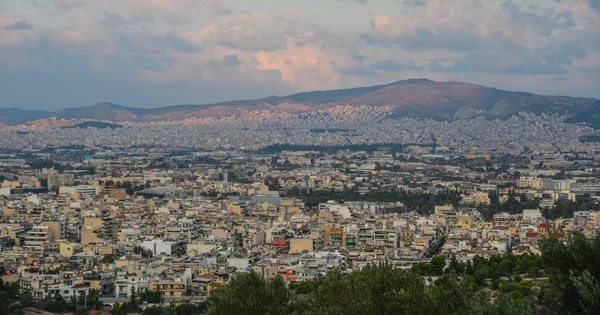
[141,305,176,315]
[129,287,139,311]
[141,289,163,304]
[19,291,34,308]
[206,272,292,315]
[111,302,137,315]
[43,294,69,312]
[539,232,600,314]
[84,289,104,311]
[429,256,446,276]
[294,264,532,315]
[176,302,207,315]
[0,292,12,315]
[570,270,600,313]
[468,292,532,315]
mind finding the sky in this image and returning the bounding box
[0,0,599,110]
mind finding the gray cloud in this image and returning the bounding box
[128,55,177,72]
[218,34,287,51]
[163,32,200,53]
[576,66,600,74]
[206,0,232,15]
[0,38,284,109]
[501,1,575,36]
[349,52,366,62]
[402,0,425,6]
[534,40,587,66]
[396,27,526,53]
[5,20,32,31]
[222,54,241,67]
[364,23,526,55]
[340,65,380,77]
[370,60,420,72]
[101,12,155,29]
[54,0,84,9]
[430,52,567,75]
[118,32,200,54]
[1,0,598,110]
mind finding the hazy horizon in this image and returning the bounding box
[3,76,600,112]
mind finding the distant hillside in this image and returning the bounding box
[61,121,123,129]
[54,102,146,121]
[1,79,599,127]
[0,107,51,125]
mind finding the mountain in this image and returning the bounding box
[0,107,51,125]
[54,102,144,121]
[1,79,599,127]
[61,121,123,129]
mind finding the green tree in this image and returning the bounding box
[141,305,177,315]
[43,294,69,312]
[176,302,207,315]
[294,264,530,315]
[112,302,137,315]
[468,292,533,315]
[570,270,600,313]
[207,272,291,315]
[0,291,13,314]
[429,256,446,276]
[141,289,163,304]
[508,290,524,301]
[129,287,139,311]
[538,232,600,314]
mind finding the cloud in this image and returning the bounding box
[206,0,232,15]
[430,52,568,74]
[218,35,287,51]
[370,60,421,72]
[341,65,380,77]
[5,20,32,31]
[114,32,199,55]
[402,0,426,6]
[221,54,241,67]
[163,32,200,52]
[535,39,587,66]
[576,66,600,73]
[360,0,599,80]
[255,38,353,89]
[501,1,575,36]
[101,12,155,29]
[1,0,599,110]
[54,0,84,9]
[363,10,526,54]
[184,13,291,51]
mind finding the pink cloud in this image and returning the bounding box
[255,39,351,90]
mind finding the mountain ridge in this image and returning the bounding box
[1,79,599,127]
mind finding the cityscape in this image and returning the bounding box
[1,0,600,315]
